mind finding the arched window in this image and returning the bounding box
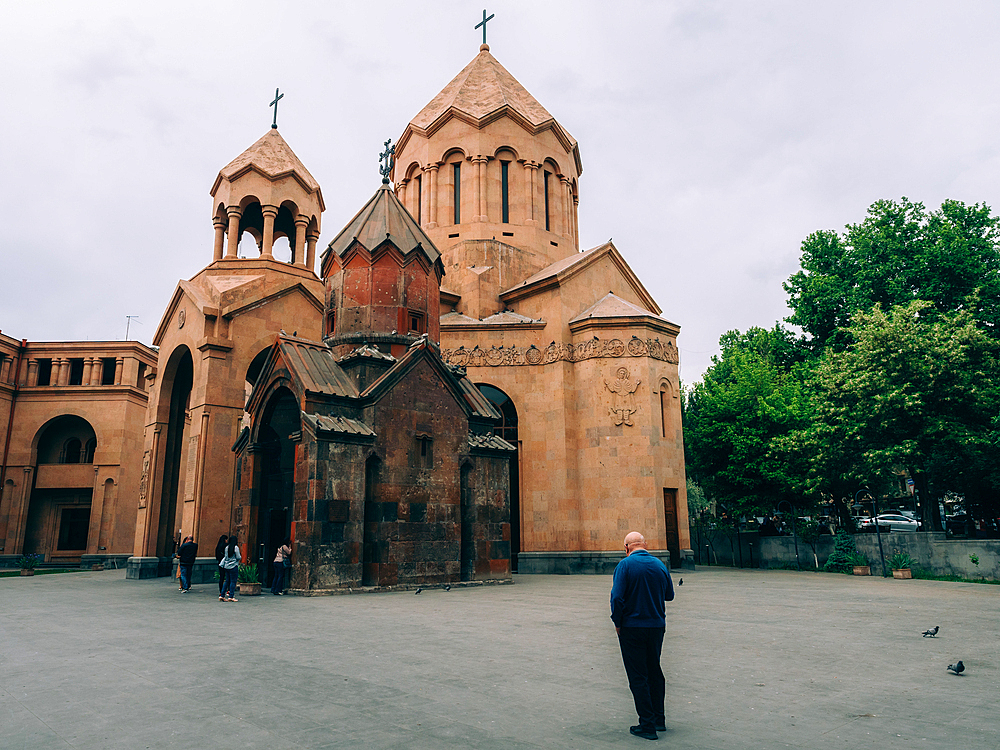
[63,438,81,464]
[84,438,96,463]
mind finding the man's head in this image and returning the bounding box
[623,531,647,555]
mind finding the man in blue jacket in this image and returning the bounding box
[610,531,674,740]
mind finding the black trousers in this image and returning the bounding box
[618,626,665,732]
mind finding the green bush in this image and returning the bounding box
[848,551,869,567]
[17,553,43,570]
[823,531,858,573]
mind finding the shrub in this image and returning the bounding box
[17,553,43,570]
[848,551,869,567]
[237,563,259,584]
[823,531,858,573]
[888,551,915,570]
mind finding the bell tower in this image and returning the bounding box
[210,127,324,269]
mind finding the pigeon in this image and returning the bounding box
[922,626,939,637]
[414,588,422,595]
[443,584,451,591]
[678,578,683,586]
[947,660,965,675]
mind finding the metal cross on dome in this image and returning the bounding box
[270,88,283,129]
[475,8,494,45]
[379,139,395,182]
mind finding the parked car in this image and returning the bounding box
[873,513,920,532]
[946,513,970,535]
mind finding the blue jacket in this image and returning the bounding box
[610,549,674,628]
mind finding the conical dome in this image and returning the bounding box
[213,128,321,196]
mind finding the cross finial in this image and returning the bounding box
[379,138,395,184]
[270,88,284,129]
[475,9,494,46]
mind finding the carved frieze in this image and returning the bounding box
[138,451,150,508]
[441,335,679,367]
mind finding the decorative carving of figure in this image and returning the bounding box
[605,366,640,426]
[138,451,150,507]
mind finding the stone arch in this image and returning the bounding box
[493,145,519,161]
[33,415,97,465]
[153,345,194,559]
[475,382,520,571]
[250,386,300,580]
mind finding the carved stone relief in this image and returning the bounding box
[138,451,150,508]
[605,366,640,426]
[441,335,678,368]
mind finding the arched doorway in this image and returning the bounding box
[254,388,299,585]
[156,347,193,566]
[25,415,98,561]
[476,384,519,572]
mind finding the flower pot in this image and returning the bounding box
[238,582,261,596]
[852,565,871,576]
[892,568,912,579]
[20,569,35,576]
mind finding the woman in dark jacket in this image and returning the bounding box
[214,535,228,597]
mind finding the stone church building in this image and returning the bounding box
[0,41,691,585]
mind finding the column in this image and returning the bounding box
[0,357,11,383]
[573,195,580,250]
[523,161,538,226]
[26,359,38,386]
[11,467,33,555]
[475,156,488,221]
[561,176,572,239]
[57,358,70,386]
[293,216,309,267]
[192,410,210,544]
[396,180,407,208]
[114,357,124,386]
[212,217,226,261]
[306,232,319,272]
[82,358,93,386]
[423,164,439,228]
[139,426,163,556]
[225,207,242,259]
[91,358,104,386]
[261,205,278,259]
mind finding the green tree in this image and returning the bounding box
[785,198,1000,353]
[802,301,1000,531]
[684,326,813,521]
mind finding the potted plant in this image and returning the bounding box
[237,563,261,596]
[888,551,915,579]
[849,552,871,576]
[17,553,42,576]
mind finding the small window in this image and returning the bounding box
[415,174,422,224]
[36,358,52,386]
[416,436,433,469]
[84,438,96,463]
[326,311,336,336]
[408,311,425,335]
[501,160,510,223]
[544,170,551,231]
[101,358,116,385]
[69,358,84,385]
[453,162,461,224]
[136,362,147,389]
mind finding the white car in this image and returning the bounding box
[873,513,921,532]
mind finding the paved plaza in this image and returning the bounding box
[2,568,998,749]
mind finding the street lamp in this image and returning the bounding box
[855,489,887,577]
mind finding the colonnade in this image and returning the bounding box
[213,205,319,268]
[16,357,125,387]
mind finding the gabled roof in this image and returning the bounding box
[247,334,359,414]
[440,310,545,330]
[213,128,320,194]
[324,182,440,266]
[362,336,501,422]
[399,47,581,174]
[302,413,375,439]
[468,433,516,452]
[500,241,661,315]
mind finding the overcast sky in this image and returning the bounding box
[2,1,999,383]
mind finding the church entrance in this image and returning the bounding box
[663,488,681,569]
[155,347,193,573]
[254,388,298,586]
[476,384,519,572]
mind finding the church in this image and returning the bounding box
[0,39,692,588]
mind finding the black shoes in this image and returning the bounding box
[655,724,667,732]
[630,726,658,740]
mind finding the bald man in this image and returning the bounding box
[610,531,674,740]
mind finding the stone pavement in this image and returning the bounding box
[1,568,998,749]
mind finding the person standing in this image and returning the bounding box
[271,538,292,595]
[214,535,228,598]
[177,535,198,592]
[610,531,674,741]
[220,535,241,602]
